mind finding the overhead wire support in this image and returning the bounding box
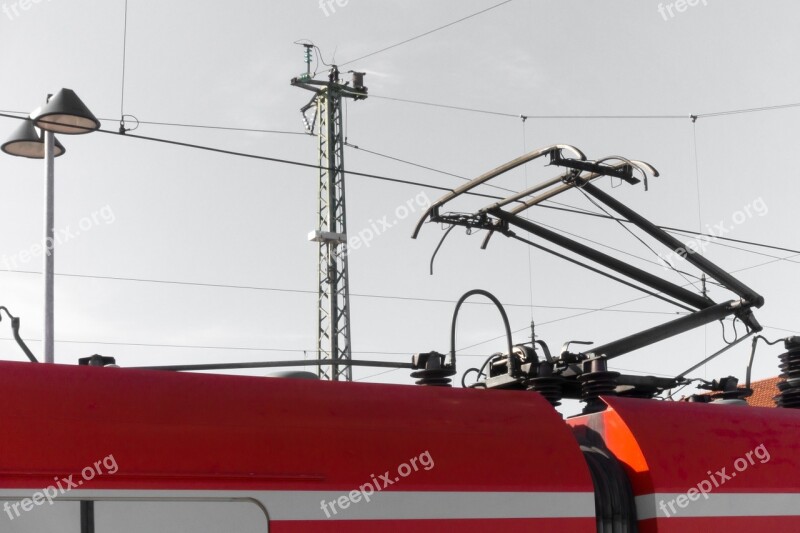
[291,55,368,382]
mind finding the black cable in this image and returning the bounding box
[533,202,800,256]
[91,126,481,196]
[120,0,129,118]
[533,217,722,288]
[730,252,800,275]
[577,188,704,294]
[106,118,310,136]
[508,233,696,312]
[695,101,800,119]
[344,136,800,259]
[667,228,800,264]
[346,141,518,196]
[746,335,785,389]
[355,367,403,381]
[339,0,515,67]
[0,336,408,356]
[2,112,796,260]
[368,94,686,120]
[0,268,681,316]
[457,274,719,352]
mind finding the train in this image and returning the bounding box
[2,145,799,532]
[0,354,798,532]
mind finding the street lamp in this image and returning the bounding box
[1,88,99,363]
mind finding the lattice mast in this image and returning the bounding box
[291,45,367,381]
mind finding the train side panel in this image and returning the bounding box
[0,361,596,531]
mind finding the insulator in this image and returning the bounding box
[526,361,563,407]
[527,377,564,407]
[411,368,455,386]
[776,337,800,408]
[712,387,752,402]
[411,351,456,387]
[579,370,620,414]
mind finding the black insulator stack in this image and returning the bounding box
[411,352,456,387]
[527,377,564,407]
[776,337,800,408]
[580,369,620,414]
[526,363,563,407]
[411,369,455,386]
[712,388,752,402]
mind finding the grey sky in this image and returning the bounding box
[0,1,798,411]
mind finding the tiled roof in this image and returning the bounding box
[745,377,781,408]
[685,376,781,407]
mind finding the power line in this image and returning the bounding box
[368,94,686,120]
[1,112,795,261]
[694,101,800,120]
[346,138,800,261]
[577,187,705,295]
[110,118,310,136]
[340,0,516,67]
[533,201,800,257]
[2,110,312,137]
[88,125,479,195]
[0,336,405,356]
[346,142,468,181]
[346,141,518,196]
[459,251,800,354]
[533,217,718,287]
[120,0,129,118]
[729,252,800,276]
[762,325,798,335]
[0,268,682,316]
[0,336,557,360]
[368,93,800,123]
[355,367,403,381]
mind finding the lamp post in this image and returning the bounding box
[1,89,99,363]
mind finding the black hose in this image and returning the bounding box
[450,289,514,375]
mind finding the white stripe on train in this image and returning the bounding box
[0,489,594,521]
[636,493,800,520]
[7,489,798,521]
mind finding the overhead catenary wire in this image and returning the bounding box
[0,268,683,316]
[0,113,796,265]
[693,101,800,119]
[107,118,310,136]
[345,137,800,259]
[460,251,800,353]
[0,336,579,361]
[367,94,687,120]
[3,109,318,137]
[576,187,705,295]
[119,0,129,118]
[3,110,795,263]
[339,0,516,67]
[368,93,800,122]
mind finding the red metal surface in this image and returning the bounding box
[0,361,595,530]
[569,396,800,530]
[570,396,800,493]
[270,518,597,532]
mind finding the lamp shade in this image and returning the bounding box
[1,119,66,159]
[32,88,100,135]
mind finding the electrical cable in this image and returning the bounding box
[577,188,704,295]
[339,0,515,67]
[367,94,686,120]
[0,268,682,316]
[120,0,129,118]
[508,234,696,312]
